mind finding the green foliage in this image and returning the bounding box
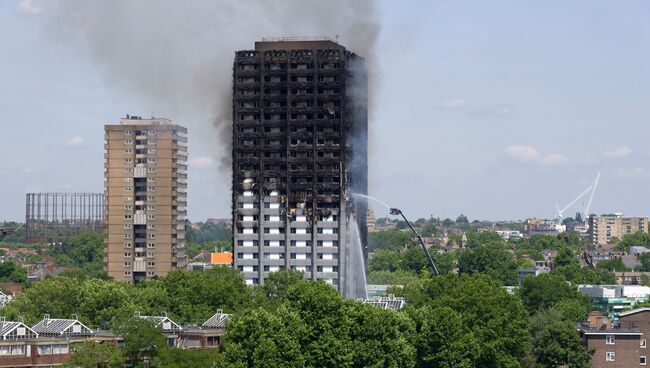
[551,264,615,285]
[368,230,414,251]
[48,231,104,267]
[409,306,480,368]
[638,253,650,272]
[255,270,304,309]
[367,270,421,285]
[0,222,26,244]
[553,247,579,268]
[532,320,593,368]
[3,267,249,327]
[519,273,587,314]
[63,341,125,368]
[116,318,167,364]
[219,281,416,368]
[457,242,518,285]
[596,257,630,272]
[399,275,530,367]
[187,221,232,244]
[0,261,28,284]
[368,250,401,272]
[614,231,650,252]
[158,348,219,367]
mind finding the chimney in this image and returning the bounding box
[71,314,78,321]
[161,311,167,318]
[133,311,141,318]
[44,314,50,326]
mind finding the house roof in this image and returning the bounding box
[618,308,650,318]
[31,316,93,336]
[134,312,182,332]
[202,310,232,329]
[0,321,37,339]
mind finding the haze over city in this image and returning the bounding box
[1,0,649,222]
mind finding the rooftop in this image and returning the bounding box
[255,37,346,51]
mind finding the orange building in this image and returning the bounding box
[210,252,233,266]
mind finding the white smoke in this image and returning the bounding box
[41,0,381,169]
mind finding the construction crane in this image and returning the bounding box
[0,223,23,237]
[583,172,601,221]
[554,186,593,222]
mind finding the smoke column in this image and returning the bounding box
[41,0,380,169]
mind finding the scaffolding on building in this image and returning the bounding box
[24,193,105,244]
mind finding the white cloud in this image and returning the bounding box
[67,136,84,146]
[541,154,569,166]
[616,167,649,178]
[472,103,514,117]
[604,146,632,158]
[190,156,215,168]
[438,98,467,109]
[17,0,43,14]
[505,145,540,162]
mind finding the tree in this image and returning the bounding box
[409,306,480,368]
[158,348,219,367]
[456,214,469,224]
[552,264,615,285]
[532,320,593,368]
[401,247,429,274]
[367,270,420,285]
[217,307,308,368]
[639,253,650,272]
[64,341,125,368]
[367,230,414,252]
[596,257,630,272]
[115,318,168,365]
[399,275,530,367]
[256,270,304,309]
[553,247,578,268]
[615,231,650,252]
[457,242,518,285]
[519,273,587,314]
[368,250,401,272]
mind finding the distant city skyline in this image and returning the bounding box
[1,0,649,222]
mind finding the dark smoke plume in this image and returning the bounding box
[42,0,381,170]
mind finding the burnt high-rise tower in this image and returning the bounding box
[232,38,368,296]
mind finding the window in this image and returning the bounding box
[125,129,132,135]
[124,158,133,163]
[148,168,156,173]
[38,344,68,355]
[123,224,132,229]
[124,168,133,173]
[643,339,647,348]
[147,177,156,182]
[606,352,615,362]
[148,158,156,163]
[123,177,132,182]
[124,252,131,257]
[642,356,647,366]
[124,186,132,192]
[148,205,156,210]
[124,205,133,210]
[147,224,156,229]
[124,214,132,220]
[148,243,156,248]
[606,335,615,345]
[147,214,156,220]
[125,149,133,154]
[148,148,157,154]
[0,345,25,355]
[148,186,156,191]
[124,140,133,145]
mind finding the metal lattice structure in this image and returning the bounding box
[25,193,105,244]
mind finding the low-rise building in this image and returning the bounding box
[0,311,232,367]
[579,308,650,367]
[580,285,650,313]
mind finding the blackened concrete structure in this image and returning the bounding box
[232,38,368,293]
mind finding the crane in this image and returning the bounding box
[390,208,439,276]
[554,185,593,222]
[583,172,601,221]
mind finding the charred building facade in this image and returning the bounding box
[232,38,368,295]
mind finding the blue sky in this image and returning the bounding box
[1,0,649,222]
